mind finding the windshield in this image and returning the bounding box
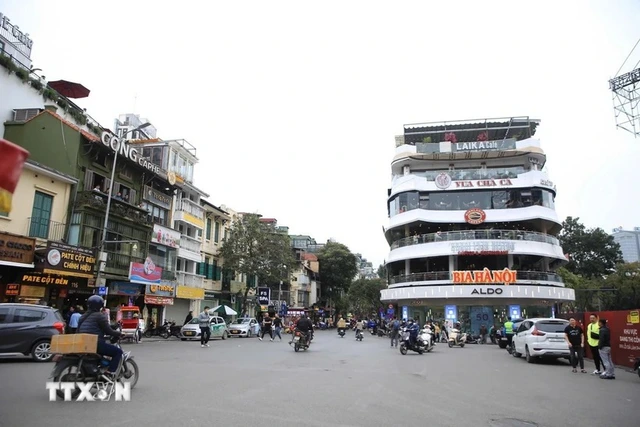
[188,318,199,324]
[536,320,568,333]
[235,319,251,324]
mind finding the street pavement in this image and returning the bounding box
[1,330,639,427]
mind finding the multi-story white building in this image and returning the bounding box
[380,117,575,331]
[611,227,640,263]
[0,11,34,69]
[113,114,158,140]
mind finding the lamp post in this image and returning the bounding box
[95,123,151,287]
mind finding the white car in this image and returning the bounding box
[512,318,570,363]
[227,317,261,338]
[180,316,229,341]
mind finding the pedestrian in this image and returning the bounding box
[260,314,274,341]
[273,314,283,341]
[390,316,400,347]
[479,324,488,344]
[564,317,586,373]
[68,307,82,333]
[598,319,615,379]
[184,310,193,325]
[199,306,211,348]
[586,313,602,375]
[65,306,75,333]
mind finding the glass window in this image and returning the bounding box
[535,320,568,333]
[0,307,10,323]
[492,191,509,209]
[206,218,212,240]
[214,222,220,242]
[429,193,453,210]
[456,191,491,210]
[14,309,46,323]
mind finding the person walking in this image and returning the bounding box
[598,318,615,379]
[479,324,488,344]
[260,314,273,341]
[390,316,400,348]
[564,317,586,373]
[184,311,193,325]
[586,313,602,375]
[273,314,283,341]
[199,306,211,348]
[68,307,82,333]
[504,317,514,348]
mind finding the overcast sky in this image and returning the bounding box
[3,0,640,267]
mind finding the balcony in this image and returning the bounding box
[389,270,563,285]
[75,191,152,226]
[176,271,204,288]
[393,166,526,186]
[174,198,205,229]
[178,236,202,262]
[27,218,66,241]
[391,229,559,250]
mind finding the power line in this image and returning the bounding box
[615,36,640,77]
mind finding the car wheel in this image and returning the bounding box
[525,346,535,363]
[31,340,53,362]
[181,338,187,341]
[222,332,227,340]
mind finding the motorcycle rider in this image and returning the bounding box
[407,318,420,347]
[296,313,314,344]
[77,295,124,379]
[336,316,347,335]
[355,318,365,338]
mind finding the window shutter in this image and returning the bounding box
[197,262,206,276]
[207,263,214,280]
[84,169,94,191]
[129,189,137,204]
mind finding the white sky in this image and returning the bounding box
[3,0,640,267]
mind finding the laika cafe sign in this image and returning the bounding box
[100,132,161,175]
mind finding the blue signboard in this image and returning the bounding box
[509,305,521,319]
[109,282,143,296]
[97,286,107,296]
[470,306,494,335]
[402,306,408,321]
[445,305,458,323]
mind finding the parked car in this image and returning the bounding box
[512,318,570,363]
[180,316,229,341]
[227,317,261,338]
[0,303,65,362]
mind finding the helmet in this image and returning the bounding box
[87,295,104,311]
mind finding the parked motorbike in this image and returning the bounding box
[399,327,426,355]
[420,326,434,353]
[167,320,181,338]
[290,329,311,352]
[49,335,139,400]
[338,328,346,338]
[355,329,364,341]
[143,320,171,339]
[448,328,467,348]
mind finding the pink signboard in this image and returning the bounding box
[128,257,162,285]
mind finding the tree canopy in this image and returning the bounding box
[317,241,358,298]
[347,278,386,317]
[558,216,623,278]
[377,263,387,280]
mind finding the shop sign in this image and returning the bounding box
[451,241,515,254]
[101,132,162,175]
[144,295,174,305]
[176,285,204,300]
[452,268,517,285]
[19,285,46,298]
[0,12,34,49]
[109,282,143,296]
[38,242,96,279]
[151,224,180,248]
[146,284,175,298]
[6,284,19,296]
[286,309,305,317]
[454,179,513,188]
[539,179,554,188]
[128,258,162,285]
[0,232,35,266]
[434,173,452,189]
[257,287,270,306]
[471,288,504,295]
[183,212,204,228]
[21,273,73,286]
[464,208,486,225]
[451,138,516,152]
[144,185,172,210]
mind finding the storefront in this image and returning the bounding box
[144,283,175,325]
[168,285,204,324]
[0,232,36,303]
[202,290,219,315]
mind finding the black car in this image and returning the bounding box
[0,303,66,361]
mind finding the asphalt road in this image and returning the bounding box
[0,331,639,427]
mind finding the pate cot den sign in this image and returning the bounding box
[39,242,96,279]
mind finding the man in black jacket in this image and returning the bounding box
[598,318,615,380]
[77,295,124,378]
[296,314,314,344]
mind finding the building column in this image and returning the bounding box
[508,254,514,268]
[405,259,411,275]
[449,255,455,272]
[404,225,410,237]
[543,258,550,271]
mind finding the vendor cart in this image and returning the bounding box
[120,306,141,343]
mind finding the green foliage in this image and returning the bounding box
[598,262,640,311]
[347,278,386,317]
[56,98,68,111]
[29,78,43,91]
[377,263,387,280]
[422,136,432,143]
[0,53,17,73]
[43,88,58,102]
[218,214,295,313]
[317,241,358,297]
[559,216,623,278]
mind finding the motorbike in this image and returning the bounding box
[355,329,364,341]
[338,328,346,338]
[167,320,182,338]
[420,327,434,353]
[399,327,426,355]
[49,335,139,400]
[290,329,311,352]
[448,328,467,348]
[143,320,171,339]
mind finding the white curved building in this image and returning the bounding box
[380,117,575,331]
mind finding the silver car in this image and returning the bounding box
[180,316,229,341]
[227,318,261,338]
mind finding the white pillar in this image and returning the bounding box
[508,254,514,268]
[449,255,454,272]
[405,259,410,275]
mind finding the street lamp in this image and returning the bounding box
[95,123,151,287]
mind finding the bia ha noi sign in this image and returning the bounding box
[452,268,517,285]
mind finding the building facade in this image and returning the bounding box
[380,117,575,331]
[611,227,640,263]
[0,11,34,69]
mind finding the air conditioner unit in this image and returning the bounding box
[13,108,42,122]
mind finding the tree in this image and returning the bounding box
[558,217,623,278]
[317,241,358,298]
[557,267,598,312]
[218,214,295,315]
[599,262,640,310]
[377,263,387,280]
[347,278,387,317]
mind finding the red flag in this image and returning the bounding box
[0,139,30,213]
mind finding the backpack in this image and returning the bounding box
[392,320,400,331]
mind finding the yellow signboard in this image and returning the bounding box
[183,213,204,228]
[176,286,204,300]
[628,311,639,324]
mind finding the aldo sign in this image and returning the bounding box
[101,132,160,175]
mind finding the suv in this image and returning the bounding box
[0,303,65,362]
[512,318,570,363]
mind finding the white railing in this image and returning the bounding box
[180,236,202,253]
[176,271,204,288]
[176,198,204,220]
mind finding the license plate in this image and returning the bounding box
[549,338,564,342]
[185,331,194,336]
[294,336,300,341]
[231,331,239,334]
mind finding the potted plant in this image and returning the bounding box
[15,68,29,82]
[30,78,43,91]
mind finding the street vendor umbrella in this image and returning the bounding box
[211,305,238,316]
[47,80,90,99]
